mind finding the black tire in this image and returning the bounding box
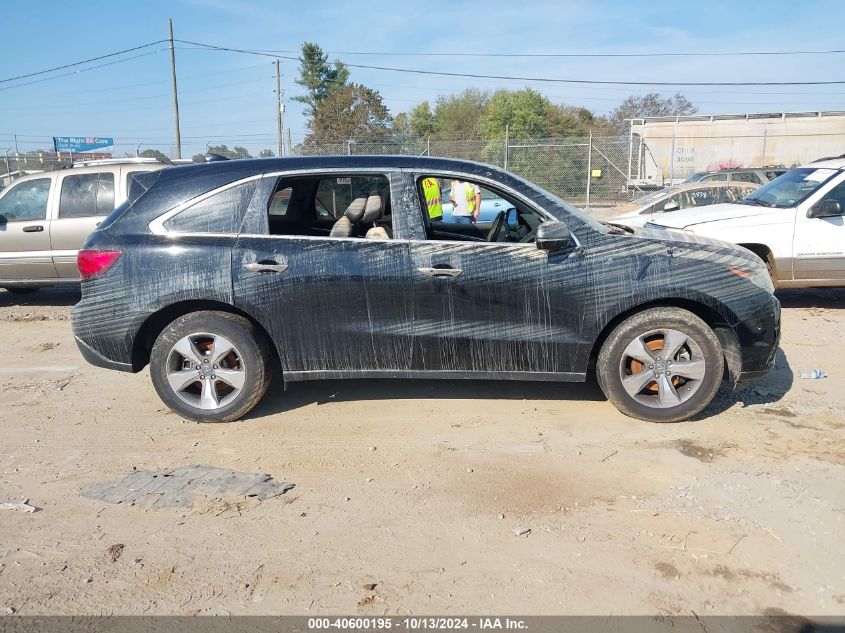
[596,307,723,423]
[4,287,38,295]
[149,311,271,423]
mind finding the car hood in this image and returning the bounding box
[624,224,762,268]
[645,202,772,229]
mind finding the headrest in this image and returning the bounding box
[344,196,367,222]
[361,193,383,223]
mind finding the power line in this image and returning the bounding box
[210,46,845,59]
[0,41,167,84]
[0,50,166,92]
[175,39,845,87]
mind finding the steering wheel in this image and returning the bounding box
[486,210,508,242]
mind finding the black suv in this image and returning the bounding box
[71,156,780,423]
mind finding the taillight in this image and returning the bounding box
[77,249,122,280]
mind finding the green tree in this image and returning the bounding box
[206,145,252,159]
[294,42,350,119]
[391,112,417,145]
[408,101,437,139]
[258,149,275,157]
[609,92,696,133]
[305,83,392,144]
[431,89,489,139]
[481,88,550,139]
[545,105,606,137]
[139,148,169,161]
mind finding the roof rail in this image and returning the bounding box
[71,156,173,168]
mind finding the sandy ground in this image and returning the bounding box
[0,287,843,616]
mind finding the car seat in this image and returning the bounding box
[363,192,393,240]
[329,195,368,237]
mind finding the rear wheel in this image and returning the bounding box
[597,307,723,423]
[149,311,271,423]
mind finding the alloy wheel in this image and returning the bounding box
[618,328,706,409]
[165,332,246,410]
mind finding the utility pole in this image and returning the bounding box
[585,128,593,210]
[168,18,182,159]
[275,60,284,157]
[503,124,509,171]
[287,129,292,156]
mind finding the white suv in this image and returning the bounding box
[639,158,845,289]
[0,158,169,293]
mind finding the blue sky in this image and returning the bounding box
[2,0,844,158]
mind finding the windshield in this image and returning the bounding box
[683,172,705,183]
[741,167,842,208]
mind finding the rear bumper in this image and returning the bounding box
[74,335,134,373]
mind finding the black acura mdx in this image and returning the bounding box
[71,156,779,423]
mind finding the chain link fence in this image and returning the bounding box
[0,135,677,208]
[295,135,634,208]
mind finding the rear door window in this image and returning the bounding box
[314,175,388,220]
[265,174,391,237]
[59,172,115,218]
[0,178,51,222]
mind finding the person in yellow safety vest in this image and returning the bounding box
[421,177,443,222]
[449,180,481,224]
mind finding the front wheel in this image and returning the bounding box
[596,307,724,423]
[149,311,271,422]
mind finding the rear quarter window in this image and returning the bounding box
[163,180,258,234]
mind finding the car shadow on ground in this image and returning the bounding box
[249,375,607,419]
[776,287,845,308]
[0,287,80,307]
[698,348,794,419]
[250,348,795,423]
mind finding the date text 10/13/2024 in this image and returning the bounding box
[308,618,528,630]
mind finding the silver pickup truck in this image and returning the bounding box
[0,158,168,293]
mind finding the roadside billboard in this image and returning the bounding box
[53,136,114,153]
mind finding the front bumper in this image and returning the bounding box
[736,294,781,382]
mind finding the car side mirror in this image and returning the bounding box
[662,200,680,212]
[808,199,843,218]
[536,220,575,253]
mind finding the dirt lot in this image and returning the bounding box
[0,287,843,616]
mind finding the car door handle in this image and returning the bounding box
[22,225,44,233]
[418,266,462,278]
[244,261,288,273]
